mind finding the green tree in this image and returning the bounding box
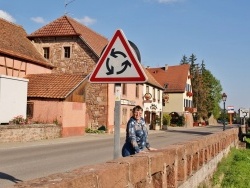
[189,53,197,75]
[180,55,189,64]
[183,55,223,121]
[192,64,207,120]
[202,69,222,119]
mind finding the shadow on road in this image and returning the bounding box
[0,172,23,183]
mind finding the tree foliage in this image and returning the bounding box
[180,54,222,121]
[180,55,189,64]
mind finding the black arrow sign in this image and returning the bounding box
[110,48,127,58]
[117,60,131,74]
[106,58,114,75]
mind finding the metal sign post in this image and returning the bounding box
[89,29,147,159]
[114,83,121,159]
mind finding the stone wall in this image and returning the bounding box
[0,124,61,142]
[32,36,109,130]
[13,128,239,188]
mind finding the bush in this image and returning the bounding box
[163,113,171,125]
[11,115,26,125]
[177,115,185,126]
[85,128,105,134]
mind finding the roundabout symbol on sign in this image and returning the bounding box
[106,48,131,75]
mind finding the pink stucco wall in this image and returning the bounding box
[107,83,143,133]
[30,100,86,137]
[0,56,52,78]
[61,102,86,137]
[26,63,52,75]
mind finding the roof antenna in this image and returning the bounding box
[64,0,76,15]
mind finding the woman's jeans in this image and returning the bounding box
[122,142,135,157]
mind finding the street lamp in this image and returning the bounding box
[222,93,227,131]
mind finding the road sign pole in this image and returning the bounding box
[114,83,121,159]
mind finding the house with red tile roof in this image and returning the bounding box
[142,68,164,130]
[26,15,111,134]
[0,18,54,124]
[146,64,194,127]
[27,15,108,73]
[25,73,89,136]
[0,18,54,77]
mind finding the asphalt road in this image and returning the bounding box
[0,125,236,187]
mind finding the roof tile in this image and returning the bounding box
[143,67,164,89]
[147,64,190,93]
[25,73,88,99]
[28,16,108,57]
[0,18,53,68]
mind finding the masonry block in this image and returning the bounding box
[107,155,148,186]
[151,172,164,188]
[168,143,187,186]
[14,171,97,188]
[158,146,178,188]
[166,164,177,188]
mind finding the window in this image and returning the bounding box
[122,83,127,95]
[146,85,149,93]
[64,46,71,58]
[186,84,191,92]
[153,88,156,101]
[122,108,127,124]
[27,102,34,118]
[157,89,160,102]
[162,98,165,106]
[136,84,139,98]
[43,47,50,59]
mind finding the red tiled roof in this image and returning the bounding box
[143,67,164,89]
[28,16,108,57]
[25,73,88,99]
[0,18,54,68]
[147,64,190,93]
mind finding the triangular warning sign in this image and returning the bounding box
[89,29,148,83]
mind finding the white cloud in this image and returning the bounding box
[0,10,16,23]
[74,16,96,26]
[31,17,46,24]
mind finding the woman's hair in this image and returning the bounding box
[132,105,143,113]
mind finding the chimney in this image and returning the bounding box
[165,64,168,71]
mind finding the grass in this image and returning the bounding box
[211,138,250,188]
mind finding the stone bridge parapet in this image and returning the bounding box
[13,128,239,188]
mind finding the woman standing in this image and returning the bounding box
[122,105,157,157]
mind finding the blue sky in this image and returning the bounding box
[1,0,249,112]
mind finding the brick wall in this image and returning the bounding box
[0,124,61,142]
[13,128,239,188]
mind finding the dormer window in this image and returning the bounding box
[163,83,168,89]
